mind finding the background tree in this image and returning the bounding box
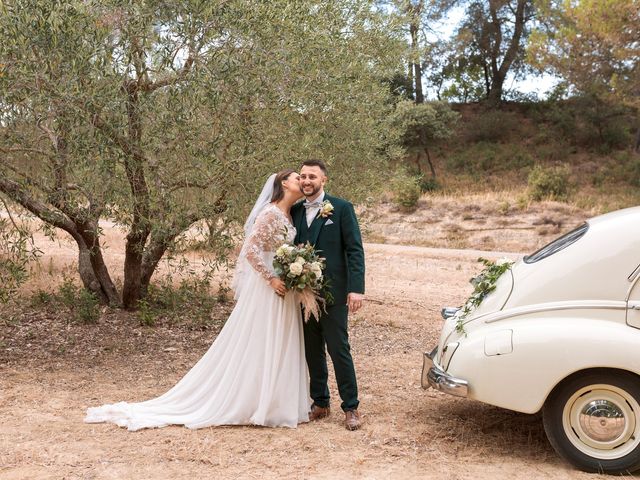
[429,33,489,102]
[435,0,535,104]
[387,100,458,179]
[383,0,454,103]
[0,0,401,308]
[530,0,640,150]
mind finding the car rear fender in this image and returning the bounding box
[446,315,640,414]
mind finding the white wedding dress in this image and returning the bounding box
[85,204,310,430]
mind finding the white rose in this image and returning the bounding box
[311,262,322,277]
[289,262,303,276]
[295,256,306,265]
[275,246,287,257]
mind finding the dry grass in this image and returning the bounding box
[360,191,592,255]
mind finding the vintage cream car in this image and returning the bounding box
[422,206,640,474]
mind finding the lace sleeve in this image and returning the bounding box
[244,207,288,282]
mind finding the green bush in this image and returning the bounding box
[30,289,54,307]
[611,151,640,187]
[56,277,100,324]
[137,299,156,326]
[138,276,219,326]
[418,175,439,193]
[391,171,421,210]
[539,96,632,152]
[463,110,520,143]
[446,142,533,174]
[58,277,78,310]
[527,165,571,201]
[533,142,572,162]
[76,289,100,324]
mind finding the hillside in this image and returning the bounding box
[412,101,640,213]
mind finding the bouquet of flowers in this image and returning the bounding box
[273,242,330,322]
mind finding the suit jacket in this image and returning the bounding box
[291,194,365,306]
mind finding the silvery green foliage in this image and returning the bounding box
[0,0,401,306]
[456,257,514,334]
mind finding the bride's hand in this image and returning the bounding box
[269,277,287,297]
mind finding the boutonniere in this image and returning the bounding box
[317,200,334,218]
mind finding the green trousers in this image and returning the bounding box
[303,304,359,412]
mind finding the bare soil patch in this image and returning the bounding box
[360,193,591,253]
[1,199,607,479]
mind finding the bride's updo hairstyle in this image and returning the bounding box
[270,169,296,202]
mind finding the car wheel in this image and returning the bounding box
[543,370,640,474]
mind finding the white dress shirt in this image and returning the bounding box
[305,192,325,227]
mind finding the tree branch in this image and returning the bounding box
[0,146,50,157]
[0,176,77,234]
[0,161,50,192]
[141,53,195,93]
[167,179,213,193]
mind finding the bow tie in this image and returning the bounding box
[304,200,322,209]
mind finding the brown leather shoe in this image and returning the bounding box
[344,410,362,431]
[309,404,330,421]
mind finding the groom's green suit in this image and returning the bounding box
[291,193,365,412]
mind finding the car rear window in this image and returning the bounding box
[524,223,589,264]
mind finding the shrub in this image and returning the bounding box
[418,175,439,193]
[137,299,156,327]
[58,276,78,310]
[76,289,100,324]
[446,142,533,175]
[56,276,100,324]
[463,110,520,143]
[391,170,421,210]
[527,165,571,201]
[612,150,640,187]
[138,276,219,326]
[30,289,54,307]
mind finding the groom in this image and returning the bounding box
[291,159,365,431]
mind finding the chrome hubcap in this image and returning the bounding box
[563,384,640,460]
[579,400,626,442]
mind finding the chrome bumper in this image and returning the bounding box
[421,347,469,398]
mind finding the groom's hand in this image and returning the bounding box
[347,292,365,313]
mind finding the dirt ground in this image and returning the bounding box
[0,197,612,479]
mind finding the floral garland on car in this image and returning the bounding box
[455,257,515,334]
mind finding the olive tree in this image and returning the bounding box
[0,0,400,308]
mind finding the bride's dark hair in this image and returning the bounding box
[270,169,297,202]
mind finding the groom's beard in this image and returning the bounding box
[302,185,321,198]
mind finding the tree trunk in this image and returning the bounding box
[634,123,640,153]
[407,61,414,100]
[424,146,436,178]
[0,176,122,306]
[483,63,491,99]
[139,235,174,298]
[77,225,121,306]
[487,78,504,105]
[75,236,121,305]
[410,21,424,104]
[486,0,528,106]
[413,152,423,175]
[123,235,145,308]
[121,80,151,309]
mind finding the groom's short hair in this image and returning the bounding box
[301,159,327,176]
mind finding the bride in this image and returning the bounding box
[84,169,311,430]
